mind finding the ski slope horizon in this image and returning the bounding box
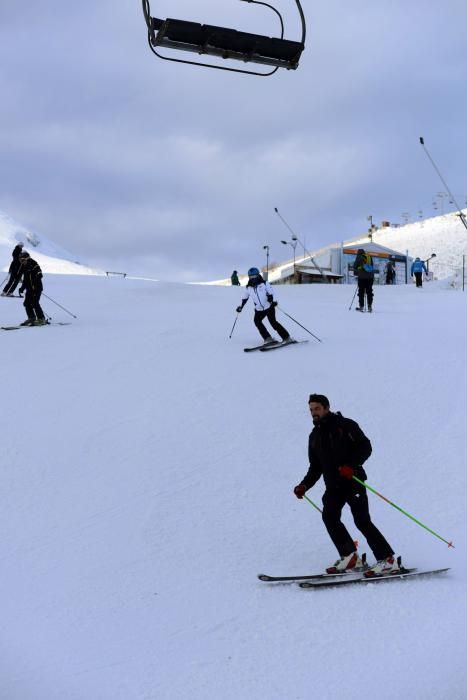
[2,206,467,285]
[1,273,465,699]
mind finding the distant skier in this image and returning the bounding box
[236,267,291,346]
[18,251,47,326]
[231,270,240,286]
[293,393,399,578]
[411,257,427,287]
[2,242,24,296]
[353,248,374,312]
[385,260,396,285]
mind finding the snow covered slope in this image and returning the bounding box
[209,208,467,285]
[0,210,104,276]
[352,209,467,280]
[1,276,465,699]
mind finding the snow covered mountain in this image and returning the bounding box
[1,273,465,699]
[209,208,467,285]
[0,209,104,276]
[352,209,467,281]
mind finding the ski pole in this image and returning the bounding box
[304,494,322,513]
[352,475,454,548]
[303,495,360,549]
[42,293,77,318]
[229,313,239,339]
[277,306,322,342]
[348,285,358,310]
[419,136,467,232]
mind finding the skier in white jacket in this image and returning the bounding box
[236,267,292,345]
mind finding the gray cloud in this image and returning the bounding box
[1,1,467,280]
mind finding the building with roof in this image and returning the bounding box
[274,241,411,285]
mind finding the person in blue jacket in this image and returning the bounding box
[410,257,427,287]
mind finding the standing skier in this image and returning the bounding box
[18,251,47,326]
[231,270,241,286]
[293,394,399,578]
[385,260,395,285]
[236,267,291,346]
[353,248,374,312]
[411,257,427,288]
[2,242,24,296]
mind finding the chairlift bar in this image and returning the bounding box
[150,18,303,69]
[142,1,306,75]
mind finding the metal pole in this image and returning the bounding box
[277,306,322,342]
[274,208,327,281]
[229,313,239,339]
[419,137,467,232]
[348,285,358,310]
[42,293,77,318]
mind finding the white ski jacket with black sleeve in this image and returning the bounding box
[241,281,275,311]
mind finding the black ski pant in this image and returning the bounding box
[357,278,374,309]
[24,289,45,321]
[254,306,289,341]
[322,483,394,561]
[3,271,21,294]
[414,272,423,287]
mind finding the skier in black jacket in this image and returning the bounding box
[2,243,24,296]
[18,251,47,326]
[293,394,398,578]
[353,248,374,312]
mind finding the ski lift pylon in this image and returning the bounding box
[141,0,306,76]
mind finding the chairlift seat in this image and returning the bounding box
[151,18,304,69]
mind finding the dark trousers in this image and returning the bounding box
[24,290,45,320]
[254,306,289,341]
[357,278,373,308]
[322,483,394,560]
[414,272,423,287]
[3,273,21,294]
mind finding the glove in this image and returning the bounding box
[294,483,306,499]
[338,465,354,480]
[270,301,278,308]
[236,306,243,313]
[266,293,273,303]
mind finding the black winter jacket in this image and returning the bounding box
[300,412,371,490]
[8,245,23,274]
[19,258,43,294]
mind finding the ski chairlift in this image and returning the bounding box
[141,0,306,76]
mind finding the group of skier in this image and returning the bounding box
[2,243,47,325]
[234,256,436,578]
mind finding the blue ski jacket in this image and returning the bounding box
[411,259,427,275]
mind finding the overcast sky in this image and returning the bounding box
[1,1,466,281]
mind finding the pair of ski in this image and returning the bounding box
[244,339,308,353]
[1,322,71,331]
[258,561,450,589]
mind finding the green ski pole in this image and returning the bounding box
[352,476,454,548]
[303,494,360,550]
[304,494,322,513]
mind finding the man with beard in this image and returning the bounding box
[293,394,398,578]
[236,267,291,346]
